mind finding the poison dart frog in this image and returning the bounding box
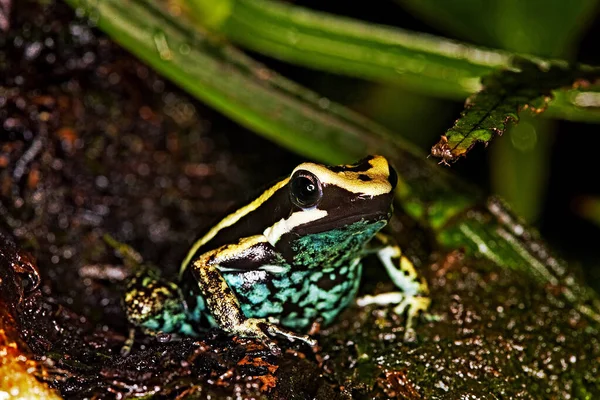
[123,155,430,353]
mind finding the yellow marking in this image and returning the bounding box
[196,235,268,267]
[399,254,430,296]
[374,233,430,297]
[220,280,229,292]
[375,232,392,246]
[400,256,418,280]
[419,279,430,296]
[293,155,392,196]
[180,179,289,277]
[264,208,328,245]
[404,256,429,295]
[152,287,171,296]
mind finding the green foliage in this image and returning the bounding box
[180,0,600,222]
[397,0,599,223]
[182,0,600,123]
[431,59,600,163]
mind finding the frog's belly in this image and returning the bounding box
[239,261,362,329]
[186,261,362,330]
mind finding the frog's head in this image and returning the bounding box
[265,155,397,257]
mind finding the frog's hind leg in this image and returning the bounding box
[358,233,430,341]
[190,235,316,354]
[124,267,194,338]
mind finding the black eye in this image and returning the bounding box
[290,170,322,208]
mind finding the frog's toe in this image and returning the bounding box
[233,318,317,354]
[392,294,431,317]
[403,326,418,343]
[358,291,430,341]
[396,295,431,342]
[261,337,282,356]
[264,324,317,347]
[232,318,282,355]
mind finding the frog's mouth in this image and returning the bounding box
[293,207,392,237]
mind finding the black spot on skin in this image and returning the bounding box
[358,174,372,182]
[282,298,307,319]
[316,272,345,291]
[204,269,225,289]
[329,156,374,173]
[221,243,282,270]
[222,286,233,297]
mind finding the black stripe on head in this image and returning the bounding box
[328,155,375,173]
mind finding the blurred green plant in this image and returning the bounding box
[182,0,600,223]
[396,0,598,57]
[63,0,600,324]
[182,0,600,122]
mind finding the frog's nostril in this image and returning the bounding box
[388,165,398,190]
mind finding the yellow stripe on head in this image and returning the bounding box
[292,155,393,196]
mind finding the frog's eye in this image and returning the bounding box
[290,170,323,208]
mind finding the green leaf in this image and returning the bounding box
[62,0,472,213]
[181,0,600,123]
[490,118,554,222]
[396,0,598,221]
[431,59,600,163]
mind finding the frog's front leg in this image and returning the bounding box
[358,233,430,341]
[190,235,316,354]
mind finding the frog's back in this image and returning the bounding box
[179,177,292,278]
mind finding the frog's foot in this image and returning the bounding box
[232,318,317,355]
[264,319,317,347]
[232,318,282,355]
[357,291,430,342]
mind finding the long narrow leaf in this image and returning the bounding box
[185,0,600,123]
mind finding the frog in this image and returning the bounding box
[123,155,430,354]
